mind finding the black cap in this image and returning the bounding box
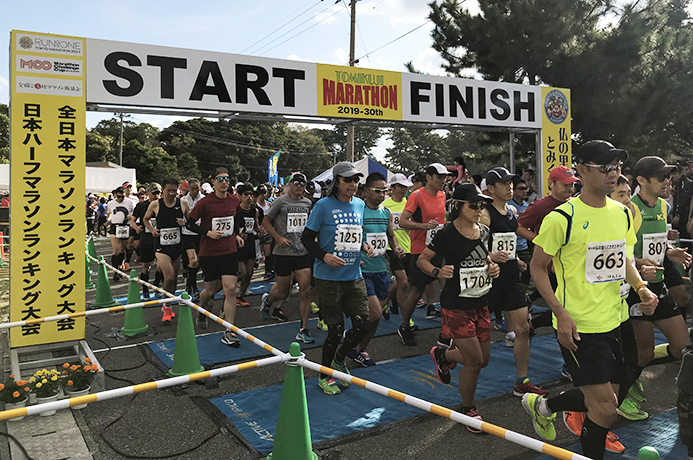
[289,172,307,183]
[633,156,677,179]
[575,140,628,164]
[453,183,492,202]
[486,167,517,185]
[237,183,254,195]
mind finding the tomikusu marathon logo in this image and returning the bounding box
[544,89,568,125]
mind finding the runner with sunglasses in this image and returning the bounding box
[301,161,374,395]
[261,173,315,342]
[186,167,245,346]
[422,183,500,432]
[524,140,657,460]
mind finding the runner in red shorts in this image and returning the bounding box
[418,183,500,433]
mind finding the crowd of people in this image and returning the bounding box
[86,146,693,460]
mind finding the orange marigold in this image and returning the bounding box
[24,387,29,392]
[85,358,91,363]
[70,365,79,371]
[12,391,19,398]
[62,371,67,375]
[83,366,90,372]
[63,363,70,368]
[67,380,74,386]
[16,380,26,386]
[0,384,4,391]
[91,364,98,371]
[9,374,15,379]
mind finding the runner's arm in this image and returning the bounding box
[301,228,327,262]
[142,201,159,235]
[386,212,402,254]
[516,226,537,242]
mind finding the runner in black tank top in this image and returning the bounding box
[156,197,185,260]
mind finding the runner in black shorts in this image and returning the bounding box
[235,183,261,308]
[132,183,161,299]
[106,186,134,282]
[181,178,203,300]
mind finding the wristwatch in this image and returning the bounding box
[431,268,440,278]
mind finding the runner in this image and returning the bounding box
[523,140,658,460]
[260,173,315,342]
[301,161,374,395]
[122,181,139,270]
[235,183,261,309]
[143,178,190,323]
[181,178,203,301]
[347,172,403,366]
[186,167,244,346]
[131,183,161,299]
[423,183,499,432]
[106,186,134,282]
[398,163,452,346]
[256,184,275,281]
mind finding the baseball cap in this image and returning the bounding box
[479,178,487,192]
[180,180,188,190]
[201,183,213,194]
[548,165,580,184]
[237,183,254,195]
[312,181,322,199]
[453,183,493,203]
[327,162,363,195]
[389,173,413,187]
[486,167,517,185]
[575,140,628,165]
[633,156,677,179]
[88,193,95,198]
[426,163,453,176]
[122,181,132,188]
[289,172,307,184]
[148,182,162,193]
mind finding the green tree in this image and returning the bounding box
[0,104,8,164]
[313,125,383,163]
[85,131,114,163]
[386,128,449,173]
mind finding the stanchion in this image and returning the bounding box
[637,446,660,459]
[121,269,149,336]
[266,342,317,460]
[87,237,98,265]
[92,256,120,308]
[84,254,95,289]
[167,292,204,377]
[0,231,7,267]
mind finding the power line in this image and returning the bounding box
[355,19,432,62]
[340,0,372,67]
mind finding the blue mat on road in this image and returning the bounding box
[209,334,567,455]
[148,308,442,368]
[112,280,274,305]
[534,409,686,460]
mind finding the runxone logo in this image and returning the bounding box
[20,59,52,71]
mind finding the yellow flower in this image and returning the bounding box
[35,382,42,388]
[50,370,59,375]
[29,377,36,383]
[51,376,57,381]
[41,379,48,384]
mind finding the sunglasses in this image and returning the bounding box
[339,176,360,183]
[368,187,388,194]
[583,162,622,174]
[455,200,487,210]
[116,195,125,199]
[654,173,673,182]
[292,180,306,187]
[215,176,231,182]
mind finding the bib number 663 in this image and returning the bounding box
[592,252,624,270]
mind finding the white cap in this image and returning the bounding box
[480,178,487,192]
[313,182,322,199]
[427,163,453,175]
[389,173,413,187]
[201,183,213,194]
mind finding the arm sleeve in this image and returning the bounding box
[186,220,207,235]
[301,228,327,261]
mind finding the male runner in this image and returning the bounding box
[143,178,190,323]
[131,183,162,299]
[301,162,374,395]
[187,167,244,346]
[524,140,658,460]
[106,186,134,282]
[398,163,452,346]
[256,184,275,281]
[261,173,315,342]
[122,181,139,269]
[236,183,261,308]
[181,178,203,300]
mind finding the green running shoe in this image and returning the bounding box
[617,397,649,421]
[318,377,341,395]
[628,378,646,403]
[522,393,557,441]
[317,319,328,331]
[331,359,351,387]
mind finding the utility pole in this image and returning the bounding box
[118,113,124,166]
[346,0,357,163]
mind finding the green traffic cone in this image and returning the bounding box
[266,342,317,460]
[85,254,95,289]
[92,256,120,308]
[87,238,98,265]
[167,292,204,377]
[638,446,660,460]
[121,269,149,336]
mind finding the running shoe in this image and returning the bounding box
[409,320,419,332]
[295,328,315,344]
[263,272,275,282]
[331,359,351,386]
[347,349,376,367]
[291,284,300,295]
[437,333,453,350]
[260,293,272,320]
[426,305,441,320]
[161,306,175,322]
[142,285,150,300]
[154,290,164,300]
[463,407,485,434]
[430,346,451,385]
[493,319,507,332]
[311,302,320,313]
[398,324,417,346]
[513,379,548,397]
[605,432,625,453]
[236,297,250,308]
[191,290,201,304]
[562,411,584,436]
[221,330,241,347]
[318,377,341,395]
[317,319,328,331]
[561,364,573,382]
[244,289,252,297]
[522,393,557,441]
[505,331,516,348]
[196,311,208,329]
[113,272,122,282]
[617,398,649,421]
[390,298,399,315]
[628,378,646,402]
[382,304,390,320]
[416,299,426,309]
[272,308,288,321]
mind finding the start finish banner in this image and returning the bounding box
[10,31,86,347]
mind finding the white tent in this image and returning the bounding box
[313,157,394,184]
[0,164,137,194]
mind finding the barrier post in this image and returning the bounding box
[266,342,317,460]
[121,269,149,336]
[638,446,660,459]
[167,292,204,377]
[87,238,98,265]
[84,254,95,289]
[92,256,120,308]
[0,231,7,267]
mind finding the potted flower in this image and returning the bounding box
[29,369,63,416]
[61,358,98,409]
[0,374,30,421]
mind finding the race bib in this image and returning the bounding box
[145,217,156,234]
[492,232,517,259]
[426,224,444,245]
[335,224,362,251]
[212,216,234,237]
[459,266,492,298]
[287,212,307,234]
[629,304,643,317]
[585,239,626,284]
[366,232,388,257]
[243,217,256,235]
[642,232,667,265]
[391,212,403,231]
[159,227,181,246]
[115,225,129,239]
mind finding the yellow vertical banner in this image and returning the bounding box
[10,31,86,346]
[541,87,572,195]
